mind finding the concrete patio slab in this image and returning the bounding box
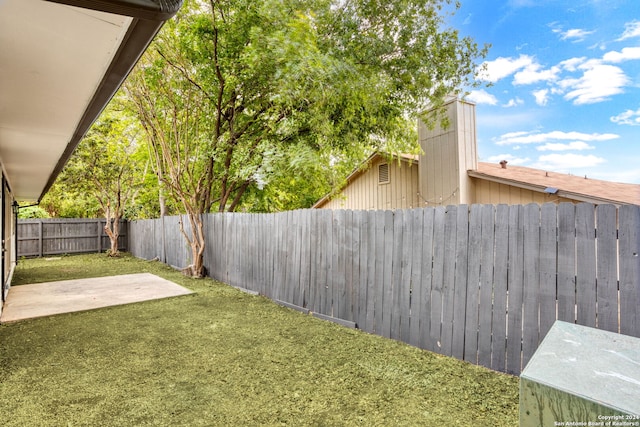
[0,273,193,323]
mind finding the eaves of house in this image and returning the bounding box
[470,162,640,206]
[0,0,184,203]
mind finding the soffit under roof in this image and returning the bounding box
[0,0,182,202]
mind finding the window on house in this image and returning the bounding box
[378,163,390,184]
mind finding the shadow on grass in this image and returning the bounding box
[1,253,519,426]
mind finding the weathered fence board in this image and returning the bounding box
[619,205,639,336]
[451,205,469,361]
[18,219,127,257]
[557,203,576,324]
[429,207,446,352]
[522,203,540,368]
[464,204,482,364]
[491,204,509,372]
[576,203,597,328]
[539,203,558,341]
[128,202,639,376]
[477,204,496,369]
[506,205,524,375]
[408,208,424,348]
[596,204,618,333]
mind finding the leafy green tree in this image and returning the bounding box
[55,103,146,256]
[125,0,487,276]
[17,205,50,219]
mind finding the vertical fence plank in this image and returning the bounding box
[344,210,355,321]
[557,203,576,324]
[440,205,459,357]
[576,203,597,328]
[491,204,509,373]
[251,214,260,293]
[596,204,619,333]
[290,210,303,306]
[429,206,446,352]
[373,210,385,334]
[364,210,377,334]
[477,204,496,369]
[38,220,43,257]
[464,204,482,364]
[308,211,319,311]
[381,210,394,338]
[539,203,558,341]
[420,207,435,351]
[522,203,541,368]
[399,209,413,342]
[332,210,346,318]
[272,212,285,301]
[451,205,469,361]
[506,205,524,375]
[348,210,367,328]
[619,204,640,337]
[299,210,312,308]
[320,209,333,315]
[390,210,404,340]
[408,208,424,348]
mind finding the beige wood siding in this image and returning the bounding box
[473,179,576,205]
[320,157,421,210]
[418,99,477,206]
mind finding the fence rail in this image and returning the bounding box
[18,219,128,257]
[129,203,640,376]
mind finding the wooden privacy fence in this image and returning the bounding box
[129,203,640,375]
[18,218,128,257]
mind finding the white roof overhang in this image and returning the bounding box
[0,0,183,202]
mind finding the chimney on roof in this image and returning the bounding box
[500,160,508,169]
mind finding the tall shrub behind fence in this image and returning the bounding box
[129,203,640,375]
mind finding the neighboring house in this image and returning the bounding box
[0,0,183,312]
[314,99,640,209]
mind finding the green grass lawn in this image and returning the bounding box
[1,253,519,426]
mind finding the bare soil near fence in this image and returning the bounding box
[1,253,519,426]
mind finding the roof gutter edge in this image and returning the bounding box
[467,170,624,206]
[44,0,183,21]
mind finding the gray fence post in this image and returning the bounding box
[97,219,102,253]
[38,219,43,258]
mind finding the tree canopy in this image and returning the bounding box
[47,0,488,272]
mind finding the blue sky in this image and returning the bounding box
[447,0,640,183]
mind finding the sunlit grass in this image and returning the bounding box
[1,253,519,426]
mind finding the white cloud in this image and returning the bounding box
[513,63,560,85]
[508,0,536,8]
[476,112,542,130]
[533,153,606,169]
[503,97,524,108]
[559,57,586,71]
[602,47,640,63]
[478,55,534,83]
[611,108,640,126]
[532,89,549,106]
[486,154,530,165]
[559,28,595,42]
[617,20,640,41]
[465,90,498,105]
[561,62,629,105]
[536,141,595,151]
[495,130,619,145]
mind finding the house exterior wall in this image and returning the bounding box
[319,157,421,210]
[418,99,477,206]
[472,179,576,205]
[1,172,17,309]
